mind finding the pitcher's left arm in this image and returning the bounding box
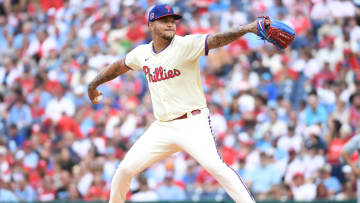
[206,21,257,50]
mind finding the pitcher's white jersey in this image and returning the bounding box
[125,34,209,121]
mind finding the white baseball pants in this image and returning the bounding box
[109,108,255,203]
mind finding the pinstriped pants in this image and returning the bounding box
[109,108,255,203]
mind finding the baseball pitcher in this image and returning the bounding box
[88,4,295,203]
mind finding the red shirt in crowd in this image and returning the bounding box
[327,138,348,165]
[57,115,83,138]
[38,187,56,202]
[16,76,35,95]
[126,23,146,44]
[39,0,64,12]
[228,38,249,57]
[195,168,218,186]
[85,182,109,201]
[349,106,360,128]
[221,146,237,166]
[290,14,311,36]
[312,69,336,88]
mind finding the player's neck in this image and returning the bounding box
[152,37,172,53]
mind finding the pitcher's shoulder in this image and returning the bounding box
[130,43,152,54]
[173,34,195,46]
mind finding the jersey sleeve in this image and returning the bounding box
[182,34,210,61]
[125,46,142,71]
[343,135,360,154]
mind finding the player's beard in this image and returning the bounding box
[155,26,175,41]
[161,31,175,41]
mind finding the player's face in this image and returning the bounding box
[151,16,176,41]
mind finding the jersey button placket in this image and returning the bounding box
[159,85,171,118]
[153,56,171,119]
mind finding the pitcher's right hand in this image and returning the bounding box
[88,86,103,104]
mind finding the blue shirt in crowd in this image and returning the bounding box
[9,104,32,128]
[248,165,281,194]
[15,185,37,202]
[0,189,18,202]
[156,184,186,201]
[304,105,328,126]
[323,177,342,193]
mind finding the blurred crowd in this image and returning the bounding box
[0,0,360,202]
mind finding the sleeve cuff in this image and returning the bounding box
[205,34,209,56]
[124,55,134,70]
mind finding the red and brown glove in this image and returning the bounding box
[257,16,295,50]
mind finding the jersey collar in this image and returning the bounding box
[151,35,176,55]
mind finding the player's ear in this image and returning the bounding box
[148,21,156,32]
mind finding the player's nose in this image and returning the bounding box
[166,21,175,28]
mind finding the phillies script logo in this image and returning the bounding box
[143,66,181,83]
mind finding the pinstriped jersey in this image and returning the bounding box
[125,34,209,121]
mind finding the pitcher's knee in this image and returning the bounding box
[117,164,137,177]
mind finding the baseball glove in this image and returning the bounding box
[257,16,295,50]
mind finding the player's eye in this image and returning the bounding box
[160,17,175,24]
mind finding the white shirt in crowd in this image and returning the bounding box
[303,153,325,179]
[210,112,228,137]
[45,96,75,122]
[317,86,336,107]
[292,182,317,201]
[328,0,356,18]
[259,120,288,138]
[285,158,306,183]
[220,9,247,32]
[77,172,94,196]
[0,65,21,87]
[277,134,303,153]
[72,139,91,158]
[304,58,321,79]
[130,191,159,202]
[311,0,331,21]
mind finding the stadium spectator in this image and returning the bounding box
[130,173,158,201]
[316,164,342,197]
[14,173,37,202]
[156,171,186,201]
[0,178,18,202]
[303,92,328,126]
[247,150,281,200]
[290,172,316,201]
